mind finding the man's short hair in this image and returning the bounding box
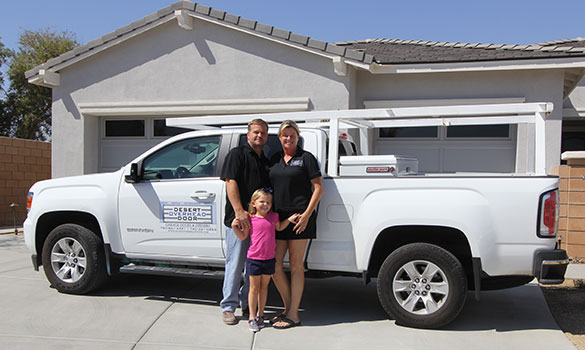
[248,118,269,131]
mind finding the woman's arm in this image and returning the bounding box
[275,213,299,231]
[294,176,323,234]
[231,218,250,240]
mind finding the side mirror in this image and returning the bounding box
[124,162,143,183]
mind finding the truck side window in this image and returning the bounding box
[142,136,221,180]
[238,134,303,160]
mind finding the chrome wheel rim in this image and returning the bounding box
[392,260,449,315]
[50,237,87,283]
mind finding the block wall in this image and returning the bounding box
[0,137,51,227]
[557,158,585,259]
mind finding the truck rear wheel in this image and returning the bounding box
[377,243,467,328]
[41,224,107,294]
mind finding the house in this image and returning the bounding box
[25,1,585,177]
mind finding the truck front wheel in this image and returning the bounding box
[377,243,467,328]
[41,224,107,294]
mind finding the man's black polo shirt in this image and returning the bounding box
[220,142,271,227]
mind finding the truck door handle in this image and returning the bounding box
[190,191,216,201]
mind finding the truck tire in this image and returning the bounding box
[377,243,467,328]
[41,224,107,294]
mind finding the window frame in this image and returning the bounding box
[103,118,147,139]
[377,124,513,142]
[152,118,192,138]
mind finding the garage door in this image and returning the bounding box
[366,98,523,173]
[99,117,190,173]
[375,124,517,173]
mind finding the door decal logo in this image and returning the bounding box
[161,202,215,224]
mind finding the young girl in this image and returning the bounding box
[232,189,298,332]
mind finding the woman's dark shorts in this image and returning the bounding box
[276,210,317,240]
[246,258,276,276]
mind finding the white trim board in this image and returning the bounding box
[370,57,585,74]
[78,97,311,116]
[364,97,526,109]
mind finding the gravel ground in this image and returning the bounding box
[541,278,585,350]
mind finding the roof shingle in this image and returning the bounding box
[336,38,585,64]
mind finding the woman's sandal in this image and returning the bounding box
[269,313,286,325]
[273,317,301,329]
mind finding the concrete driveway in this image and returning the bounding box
[0,234,576,350]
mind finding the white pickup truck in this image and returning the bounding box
[24,103,568,328]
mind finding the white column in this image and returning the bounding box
[534,112,547,175]
[327,118,340,176]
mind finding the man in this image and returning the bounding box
[220,119,271,325]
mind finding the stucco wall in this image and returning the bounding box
[355,69,565,173]
[51,19,351,177]
[564,80,585,117]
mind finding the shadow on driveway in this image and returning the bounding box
[91,273,559,332]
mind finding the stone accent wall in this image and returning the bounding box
[0,137,51,227]
[556,151,585,259]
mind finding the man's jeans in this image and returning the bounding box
[220,227,250,312]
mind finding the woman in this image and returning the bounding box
[269,120,324,329]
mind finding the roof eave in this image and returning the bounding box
[369,56,585,74]
[182,11,373,74]
[26,12,178,84]
[25,1,373,86]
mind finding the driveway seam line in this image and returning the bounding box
[131,299,175,350]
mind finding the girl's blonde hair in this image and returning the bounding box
[278,120,300,137]
[248,188,273,214]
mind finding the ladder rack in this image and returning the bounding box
[166,102,553,176]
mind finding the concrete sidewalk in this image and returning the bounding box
[566,263,585,280]
[0,234,578,350]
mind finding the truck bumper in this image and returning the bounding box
[533,249,569,285]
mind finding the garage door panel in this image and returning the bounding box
[100,139,161,173]
[443,147,515,173]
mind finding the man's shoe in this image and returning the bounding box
[222,311,237,325]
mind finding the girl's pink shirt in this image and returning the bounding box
[247,211,278,260]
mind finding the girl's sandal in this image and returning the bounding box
[248,319,260,332]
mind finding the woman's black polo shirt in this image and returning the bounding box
[269,147,321,212]
[220,143,271,227]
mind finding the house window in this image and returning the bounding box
[105,120,145,137]
[379,126,438,138]
[379,125,510,139]
[562,120,585,153]
[446,125,510,138]
[153,119,191,137]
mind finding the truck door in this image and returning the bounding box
[118,135,226,258]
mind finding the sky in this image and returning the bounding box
[1,0,585,54]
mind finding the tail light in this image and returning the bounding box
[538,189,558,238]
[26,192,33,213]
